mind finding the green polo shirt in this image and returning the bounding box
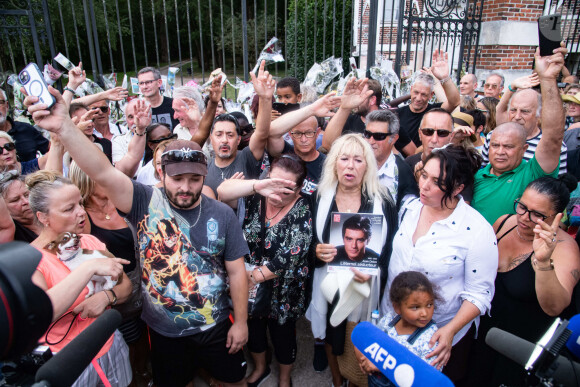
[472,155,558,225]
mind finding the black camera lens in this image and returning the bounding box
[19,71,30,84]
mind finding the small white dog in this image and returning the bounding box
[45,232,119,297]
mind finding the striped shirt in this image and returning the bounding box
[481,130,567,176]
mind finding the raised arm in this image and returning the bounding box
[496,73,540,125]
[191,74,225,146]
[321,78,373,150]
[217,177,296,203]
[62,63,86,107]
[249,60,275,161]
[41,136,65,173]
[429,50,460,112]
[114,99,150,177]
[24,86,135,214]
[0,197,15,243]
[71,87,129,107]
[267,92,341,156]
[534,44,567,174]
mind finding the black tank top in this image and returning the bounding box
[89,215,136,272]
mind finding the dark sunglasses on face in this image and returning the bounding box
[148,133,177,144]
[363,130,393,141]
[0,142,16,154]
[240,124,254,135]
[420,128,451,138]
[161,149,207,165]
[513,199,553,223]
[93,106,109,113]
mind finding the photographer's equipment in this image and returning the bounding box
[34,309,122,387]
[0,242,52,360]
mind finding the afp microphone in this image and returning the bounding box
[351,321,454,387]
[486,327,580,386]
[35,309,122,387]
[566,314,580,359]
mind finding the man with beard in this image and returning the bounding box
[24,83,251,386]
[0,88,49,162]
[203,61,272,200]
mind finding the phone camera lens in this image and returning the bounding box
[19,71,30,84]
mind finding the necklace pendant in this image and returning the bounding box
[105,214,111,220]
[265,220,270,228]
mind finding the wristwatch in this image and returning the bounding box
[108,289,118,305]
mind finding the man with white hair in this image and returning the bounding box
[0,88,49,162]
[459,74,479,99]
[396,50,460,146]
[172,86,206,141]
[138,67,179,130]
[483,73,504,99]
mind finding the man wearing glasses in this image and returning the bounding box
[89,99,127,140]
[483,73,505,99]
[24,84,251,386]
[472,46,567,224]
[138,67,179,130]
[0,88,48,162]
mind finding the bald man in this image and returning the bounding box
[459,74,478,99]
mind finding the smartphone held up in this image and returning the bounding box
[18,63,56,109]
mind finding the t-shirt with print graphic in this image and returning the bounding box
[125,181,250,337]
[152,96,179,131]
[281,141,325,196]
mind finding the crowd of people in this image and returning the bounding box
[1,39,580,387]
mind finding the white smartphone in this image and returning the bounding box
[19,63,56,108]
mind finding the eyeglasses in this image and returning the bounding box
[513,199,554,223]
[290,131,316,139]
[420,128,451,137]
[484,83,499,89]
[138,80,157,86]
[148,133,177,144]
[161,149,207,165]
[0,142,16,154]
[240,124,254,135]
[363,130,393,141]
[93,106,109,113]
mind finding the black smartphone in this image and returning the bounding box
[272,102,300,115]
[538,14,562,57]
[19,63,56,108]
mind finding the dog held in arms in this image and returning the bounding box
[45,232,121,297]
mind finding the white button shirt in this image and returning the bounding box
[381,198,498,345]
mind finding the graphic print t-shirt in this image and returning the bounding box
[126,181,249,337]
[152,96,179,130]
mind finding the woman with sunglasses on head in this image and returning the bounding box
[468,174,580,386]
[218,154,314,387]
[0,132,59,176]
[384,144,498,385]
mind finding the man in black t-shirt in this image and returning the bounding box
[138,67,179,130]
[395,50,460,147]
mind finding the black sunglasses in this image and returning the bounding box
[148,133,177,144]
[363,130,393,141]
[161,149,207,165]
[420,128,451,138]
[0,142,16,154]
[93,106,109,113]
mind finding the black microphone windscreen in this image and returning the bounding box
[35,309,122,387]
[485,327,536,366]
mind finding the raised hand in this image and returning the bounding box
[309,92,342,117]
[23,86,70,135]
[533,213,563,263]
[254,177,297,201]
[535,43,568,80]
[430,50,450,80]
[250,60,276,99]
[208,74,225,104]
[72,108,98,133]
[341,77,373,110]
[67,62,86,90]
[511,73,541,90]
[450,125,475,144]
[104,86,129,101]
[133,99,152,133]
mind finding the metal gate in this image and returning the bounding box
[394,0,485,82]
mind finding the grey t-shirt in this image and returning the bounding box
[205,147,263,195]
[125,181,249,337]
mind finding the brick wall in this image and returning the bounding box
[482,0,544,22]
[477,45,536,70]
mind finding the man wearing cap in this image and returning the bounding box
[24,87,250,387]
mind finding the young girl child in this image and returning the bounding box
[356,271,440,387]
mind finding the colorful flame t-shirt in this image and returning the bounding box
[125,181,249,337]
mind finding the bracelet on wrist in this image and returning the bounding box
[440,76,452,84]
[64,86,77,94]
[109,289,118,305]
[533,257,554,271]
[252,181,256,194]
[134,130,146,137]
[103,290,112,304]
[257,267,266,280]
[508,84,515,92]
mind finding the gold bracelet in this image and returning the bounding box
[533,257,554,271]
